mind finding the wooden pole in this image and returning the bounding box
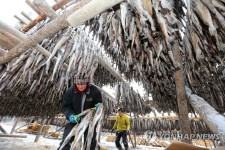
[10,117,21,134]
[43,118,52,137]
[33,0,58,20]
[0,28,21,50]
[14,15,29,25]
[186,87,225,145]
[25,0,43,15]
[23,0,70,32]
[0,116,3,122]
[96,55,127,84]
[34,118,47,142]
[0,125,7,134]
[0,134,27,138]
[15,123,29,131]
[133,114,137,147]
[21,11,33,21]
[46,125,65,138]
[28,117,35,128]
[0,0,91,65]
[67,0,124,27]
[0,21,67,68]
[92,84,115,101]
[0,0,124,65]
[173,40,192,144]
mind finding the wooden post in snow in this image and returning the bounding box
[0,125,7,134]
[10,117,21,134]
[34,118,47,142]
[133,114,137,148]
[33,0,58,20]
[186,87,225,145]
[173,40,192,144]
[43,118,52,137]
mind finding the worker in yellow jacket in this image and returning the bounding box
[112,108,130,150]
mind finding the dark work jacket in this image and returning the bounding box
[62,84,102,120]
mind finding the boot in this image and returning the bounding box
[117,147,123,150]
[125,147,129,150]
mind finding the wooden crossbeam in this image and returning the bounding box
[0,134,27,138]
[33,0,58,20]
[0,0,91,65]
[23,0,70,32]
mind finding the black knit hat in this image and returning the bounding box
[74,78,89,84]
[118,108,124,112]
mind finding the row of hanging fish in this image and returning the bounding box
[1,0,225,116]
[59,104,104,150]
[103,118,211,135]
[183,0,225,113]
[0,25,116,116]
[101,94,117,115]
[86,0,225,113]
[115,82,153,114]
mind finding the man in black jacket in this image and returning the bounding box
[58,77,102,150]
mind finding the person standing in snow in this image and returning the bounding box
[58,77,102,150]
[112,108,130,150]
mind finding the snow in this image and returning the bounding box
[0,119,165,150]
[0,121,61,150]
[100,141,164,150]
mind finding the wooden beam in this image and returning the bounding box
[14,15,29,25]
[43,118,52,137]
[46,125,65,138]
[67,0,124,27]
[0,21,50,58]
[92,84,115,102]
[33,0,58,20]
[0,28,21,50]
[173,40,192,144]
[0,0,91,65]
[107,115,201,121]
[0,134,27,138]
[34,118,47,142]
[25,0,43,15]
[23,0,70,32]
[10,117,20,134]
[21,11,33,21]
[186,87,225,145]
[0,125,7,134]
[0,116,4,122]
[96,55,127,84]
[0,21,67,68]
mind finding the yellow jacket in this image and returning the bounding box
[113,114,130,131]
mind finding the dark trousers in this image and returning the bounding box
[115,131,128,148]
[57,123,98,150]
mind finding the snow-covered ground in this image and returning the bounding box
[0,119,164,150]
[0,120,61,150]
